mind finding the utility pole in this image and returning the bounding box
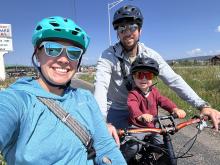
[107,0,124,46]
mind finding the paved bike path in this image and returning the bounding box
[159,111,220,165]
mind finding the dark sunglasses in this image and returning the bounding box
[134,71,155,80]
[39,41,83,61]
[117,24,139,34]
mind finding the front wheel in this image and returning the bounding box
[156,153,172,165]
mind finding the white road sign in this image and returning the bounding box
[0,24,13,81]
[0,38,13,51]
[0,24,12,38]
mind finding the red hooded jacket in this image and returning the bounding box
[127,87,177,128]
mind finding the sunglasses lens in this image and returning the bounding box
[44,42,63,57]
[129,24,138,32]
[137,72,144,79]
[117,26,126,33]
[135,72,154,80]
[67,47,83,61]
[146,72,154,80]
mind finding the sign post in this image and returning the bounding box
[0,51,7,81]
[0,24,13,81]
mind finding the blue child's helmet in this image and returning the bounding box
[112,5,143,30]
[32,16,90,53]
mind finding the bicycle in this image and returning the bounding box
[117,114,209,165]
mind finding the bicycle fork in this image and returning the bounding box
[163,134,177,165]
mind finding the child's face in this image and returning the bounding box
[133,71,154,91]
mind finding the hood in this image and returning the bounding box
[9,77,70,100]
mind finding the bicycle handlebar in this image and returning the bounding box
[117,115,208,137]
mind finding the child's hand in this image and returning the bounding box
[137,114,153,123]
[173,108,186,119]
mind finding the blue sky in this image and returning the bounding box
[1,0,220,66]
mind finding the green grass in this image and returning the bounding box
[0,78,16,89]
[156,66,220,117]
[0,154,6,165]
[78,73,95,83]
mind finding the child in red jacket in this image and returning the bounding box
[127,57,186,128]
[123,57,186,162]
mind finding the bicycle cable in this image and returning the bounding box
[175,129,200,159]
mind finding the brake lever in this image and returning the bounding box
[197,120,208,131]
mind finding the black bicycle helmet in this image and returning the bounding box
[112,5,143,30]
[130,57,159,76]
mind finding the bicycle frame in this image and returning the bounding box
[118,115,207,165]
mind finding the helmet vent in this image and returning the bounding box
[36,25,42,31]
[50,22,59,27]
[63,18,68,22]
[54,28,61,31]
[75,27,82,32]
[122,13,128,16]
[72,30,79,35]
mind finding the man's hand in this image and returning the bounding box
[107,123,120,147]
[201,107,220,131]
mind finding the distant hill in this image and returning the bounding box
[167,55,214,63]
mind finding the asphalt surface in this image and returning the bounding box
[71,77,94,93]
[171,118,220,165]
[71,78,220,165]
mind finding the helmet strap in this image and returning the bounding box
[138,82,158,97]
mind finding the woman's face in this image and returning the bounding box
[36,40,79,87]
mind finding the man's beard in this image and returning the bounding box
[121,39,138,52]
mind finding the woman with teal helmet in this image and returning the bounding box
[0,16,126,165]
[32,16,90,88]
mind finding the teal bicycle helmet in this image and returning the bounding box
[32,16,89,53]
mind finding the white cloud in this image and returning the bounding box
[186,48,203,56]
[209,50,220,55]
[186,49,220,57]
[215,26,220,32]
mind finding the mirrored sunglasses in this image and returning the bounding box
[134,71,155,80]
[39,41,83,61]
[117,24,139,34]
